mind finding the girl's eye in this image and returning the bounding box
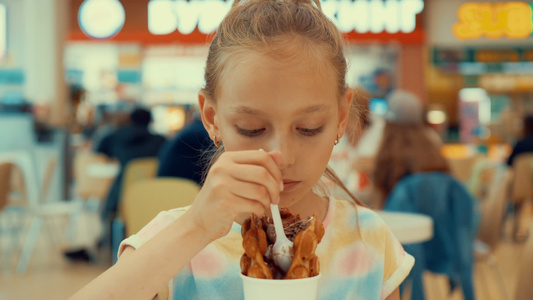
[298,126,324,136]
[237,127,265,137]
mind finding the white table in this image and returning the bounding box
[377,211,434,244]
[86,163,119,178]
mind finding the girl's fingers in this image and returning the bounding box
[267,151,283,168]
[226,151,283,186]
[228,180,273,209]
[231,194,268,218]
[230,164,281,204]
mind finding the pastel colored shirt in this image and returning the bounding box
[119,197,414,300]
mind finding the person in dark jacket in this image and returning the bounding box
[96,108,166,241]
[506,115,533,242]
[157,112,213,185]
[507,115,533,167]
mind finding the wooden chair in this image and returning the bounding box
[0,161,26,271]
[510,154,533,203]
[119,177,200,300]
[447,155,483,183]
[121,157,159,195]
[110,158,159,263]
[514,220,533,300]
[466,158,497,200]
[510,154,533,241]
[73,151,117,210]
[121,178,200,237]
[0,162,13,211]
[474,166,512,300]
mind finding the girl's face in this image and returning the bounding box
[200,50,352,208]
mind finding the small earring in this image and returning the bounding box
[334,135,340,146]
[213,136,220,147]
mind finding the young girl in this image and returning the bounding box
[71,1,413,299]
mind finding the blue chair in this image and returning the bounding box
[384,172,479,300]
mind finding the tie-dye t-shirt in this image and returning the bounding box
[119,197,414,300]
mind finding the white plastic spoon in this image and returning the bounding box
[270,203,294,273]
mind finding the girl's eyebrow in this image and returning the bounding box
[230,104,329,116]
[231,106,260,116]
[299,104,329,114]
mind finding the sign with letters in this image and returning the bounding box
[148,0,424,35]
[453,2,533,40]
[70,0,425,44]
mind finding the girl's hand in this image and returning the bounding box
[186,150,283,241]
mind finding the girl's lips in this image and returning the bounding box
[282,180,300,192]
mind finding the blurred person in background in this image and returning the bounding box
[63,107,136,262]
[506,115,533,167]
[506,115,533,242]
[91,106,131,152]
[157,111,213,185]
[68,85,86,135]
[96,107,166,246]
[89,105,115,150]
[372,90,449,209]
[372,91,479,300]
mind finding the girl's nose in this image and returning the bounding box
[268,135,295,169]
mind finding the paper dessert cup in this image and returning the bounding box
[240,273,321,300]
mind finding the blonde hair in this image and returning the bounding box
[201,0,365,207]
[203,0,346,100]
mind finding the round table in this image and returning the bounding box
[376,211,434,244]
[86,163,119,178]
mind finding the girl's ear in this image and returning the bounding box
[198,90,219,141]
[337,87,354,137]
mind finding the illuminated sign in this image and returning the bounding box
[148,0,424,35]
[453,2,533,40]
[79,0,126,39]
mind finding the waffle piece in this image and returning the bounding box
[240,214,273,279]
[241,209,324,279]
[285,214,324,279]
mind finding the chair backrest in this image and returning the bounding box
[5,163,27,207]
[122,157,159,190]
[121,178,200,236]
[74,151,117,201]
[515,221,533,300]
[39,157,57,204]
[447,155,482,183]
[467,158,496,198]
[511,153,533,202]
[0,162,13,211]
[476,166,511,250]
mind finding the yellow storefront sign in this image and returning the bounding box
[453,2,533,40]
